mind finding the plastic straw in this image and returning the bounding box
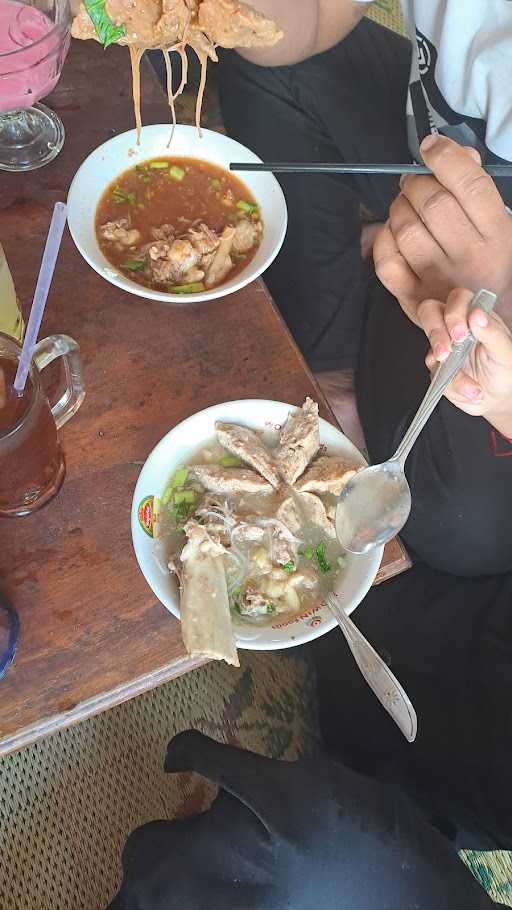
[13,202,68,394]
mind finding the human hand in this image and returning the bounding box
[418,288,512,436]
[373,135,512,328]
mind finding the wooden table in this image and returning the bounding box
[0,41,408,758]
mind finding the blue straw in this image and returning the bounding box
[13,202,67,394]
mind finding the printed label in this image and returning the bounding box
[138,495,155,538]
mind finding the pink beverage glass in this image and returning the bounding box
[0,0,71,172]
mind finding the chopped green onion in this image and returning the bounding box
[219,455,242,467]
[84,0,126,48]
[174,489,196,504]
[169,165,185,182]
[315,542,331,575]
[282,561,296,574]
[266,603,276,614]
[121,259,145,271]
[161,488,173,506]
[149,161,169,169]
[236,200,258,215]
[170,282,205,294]
[299,546,314,561]
[171,467,188,489]
[112,187,136,205]
[209,178,221,189]
[170,499,195,529]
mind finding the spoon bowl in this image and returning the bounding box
[336,461,411,554]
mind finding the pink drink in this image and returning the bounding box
[0,0,68,112]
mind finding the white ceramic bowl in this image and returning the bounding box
[131,400,383,652]
[67,124,287,304]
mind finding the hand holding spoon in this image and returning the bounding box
[336,288,497,555]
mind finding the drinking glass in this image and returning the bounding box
[0,331,85,516]
[0,0,71,172]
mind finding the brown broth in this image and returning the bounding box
[95,157,262,293]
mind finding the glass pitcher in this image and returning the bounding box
[0,332,85,516]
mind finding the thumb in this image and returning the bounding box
[468,309,512,365]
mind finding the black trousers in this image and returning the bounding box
[313,278,512,851]
[218,19,412,369]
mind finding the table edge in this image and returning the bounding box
[0,654,204,758]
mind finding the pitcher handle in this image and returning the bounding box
[32,334,85,430]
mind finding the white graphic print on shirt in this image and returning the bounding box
[400,0,512,176]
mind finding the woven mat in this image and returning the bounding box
[366,0,406,35]
[1,646,511,908]
[0,650,319,910]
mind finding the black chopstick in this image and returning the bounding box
[230,162,512,177]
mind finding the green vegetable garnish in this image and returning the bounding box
[135,166,152,183]
[171,467,188,489]
[170,499,195,529]
[299,546,314,561]
[122,259,145,271]
[209,178,221,189]
[169,165,185,182]
[174,490,196,504]
[112,186,136,205]
[161,467,188,505]
[315,542,332,575]
[236,200,258,215]
[84,0,126,48]
[170,282,205,294]
[149,161,169,169]
[233,601,242,614]
[266,603,276,614]
[282,561,296,574]
[219,455,242,467]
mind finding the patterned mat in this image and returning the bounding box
[0,651,319,909]
[1,644,511,907]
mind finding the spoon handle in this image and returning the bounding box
[326,595,417,742]
[393,289,497,467]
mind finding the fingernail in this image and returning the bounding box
[451,324,468,342]
[433,343,448,361]
[474,311,488,328]
[465,385,483,401]
[420,133,439,153]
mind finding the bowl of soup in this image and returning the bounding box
[67,125,287,303]
[131,399,383,657]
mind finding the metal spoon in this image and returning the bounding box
[326,593,417,742]
[336,288,497,555]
